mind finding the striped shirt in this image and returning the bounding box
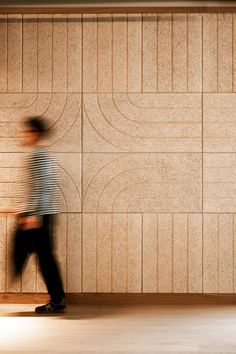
[16,147,60,216]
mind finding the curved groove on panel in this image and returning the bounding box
[49,94,81,146]
[84,94,201,152]
[0,93,53,120]
[0,93,81,149]
[83,154,201,213]
[57,164,81,213]
[0,94,38,109]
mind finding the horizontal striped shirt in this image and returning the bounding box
[16,147,60,216]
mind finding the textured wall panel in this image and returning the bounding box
[38,14,53,93]
[98,14,112,92]
[0,216,7,292]
[203,14,217,92]
[0,153,81,213]
[203,214,235,294]
[204,94,236,152]
[143,14,157,93]
[127,14,142,92]
[1,13,236,295]
[83,93,202,152]
[83,153,202,213]
[188,14,202,92]
[173,14,187,92]
[204,154,236,212]
[68,14,82,93]
[0,93,82,152]
[0,15,7,92]
[7,15,22,93]
[188,214,203,293]
[143,214,158,293]
[23,15,38,93]
[218,14,233,93]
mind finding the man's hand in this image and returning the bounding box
[18,215,42,230]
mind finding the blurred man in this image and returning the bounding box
[13,117,65,313]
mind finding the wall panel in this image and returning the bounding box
[0,12,235,294]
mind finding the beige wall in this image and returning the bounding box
[0,13,235,294]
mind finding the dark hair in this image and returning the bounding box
[24,116,49,137]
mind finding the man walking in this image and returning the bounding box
[13,116,66,313]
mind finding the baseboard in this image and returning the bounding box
[0,293,236,305]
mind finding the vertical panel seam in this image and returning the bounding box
[6,14,8,92]
[172,213,174,293]
[155,14,159,92]
[201,13,204,294]
[141,213,143,293]
[81,14,84,293]
[187,13,189,92]
[187,214,189,293]
[157,213,159,293]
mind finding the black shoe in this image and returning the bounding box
[35,301,66,313]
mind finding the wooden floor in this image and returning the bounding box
[0,303,236,353]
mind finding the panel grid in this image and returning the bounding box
[0,13,235,294]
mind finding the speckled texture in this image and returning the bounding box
[0,13,236,294]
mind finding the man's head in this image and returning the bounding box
[22,116,49,147]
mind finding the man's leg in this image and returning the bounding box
[12,226,30,277]
[36,215,65,312]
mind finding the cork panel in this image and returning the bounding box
[218,214,234,293]
[218,14,233,93]
[83,14,97,93]
[56,153,81,213]
[127,14,142,92]
[67,213,81,293]
[6,214,21,293]
[0,153,23,212]
[0,152,81,215]
[23,14,37,93]
[157,213,173,293]
[204,93,236,153]
[0,216,7,292]
[173,14,187,92]
[97,14,112,92]
[83,93,202,153]
[142,14,157,93]
[204,153,236,212]
[7,14,23,92]
[173,214,188,293]
[187,14,202,92]
[97,214,112,293]
[55,214,67,292]
[52,14,67,92]
[127,214,142,293]
[112,14,127,92]
[0,93,81,153]
[83,153,202,213]
[203,14,217,92]
[157,14,172,92]
[143,214,158,293]
[112,214,127,293]
[82,213,97,292]
[234,215,236,293]
[0,15,7,92]
[233,14,236,92]
[188,214,203,293]
[38,14,53,93]
[203,214,218,293]
[68,14,82,93]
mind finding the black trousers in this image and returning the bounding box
[12,214,65,304]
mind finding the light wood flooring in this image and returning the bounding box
[0,303,236,353]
